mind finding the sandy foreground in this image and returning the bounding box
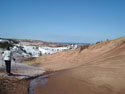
[30,57,125,94]
[28,37,125,94]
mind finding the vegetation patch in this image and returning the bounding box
[0,76,28,94]
[0,42,14,49]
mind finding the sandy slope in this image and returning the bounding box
[30,37,125,94]
[30,37,125,71]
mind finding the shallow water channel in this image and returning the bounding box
[29,72,58,94]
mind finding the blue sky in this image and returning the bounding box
[0,0,125,43]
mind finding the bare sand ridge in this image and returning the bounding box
[30,37,125,71]
[29,37,125,94]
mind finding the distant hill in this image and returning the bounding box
[55,42,90,45]
[0,38,67,47]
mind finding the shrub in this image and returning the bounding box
[96,41,103,44]
[79,45,89,52]
[0,42,14,49]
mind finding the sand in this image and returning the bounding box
[28,37,125,94]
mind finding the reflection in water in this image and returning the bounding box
[40,78,48,86]
[29,72,58,94]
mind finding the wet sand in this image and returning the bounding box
[30,63,125,94]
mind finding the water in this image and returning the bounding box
[56,42,90,45]
[29,72,58,94]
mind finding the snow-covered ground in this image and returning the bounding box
[12,45,77,57]
[0,39,78,58]
[39,46,70,55]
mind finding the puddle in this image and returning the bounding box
[29,72,58,94]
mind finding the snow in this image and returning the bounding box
[0,39,78,58]
[11,45,78,57]
[39,47,70,55]
[0,39,9,43]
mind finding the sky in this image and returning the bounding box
[0,0,125,43]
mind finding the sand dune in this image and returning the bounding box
[29,37,125,94]
[30,37,125,71]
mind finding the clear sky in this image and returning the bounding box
[0,0,125,43]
